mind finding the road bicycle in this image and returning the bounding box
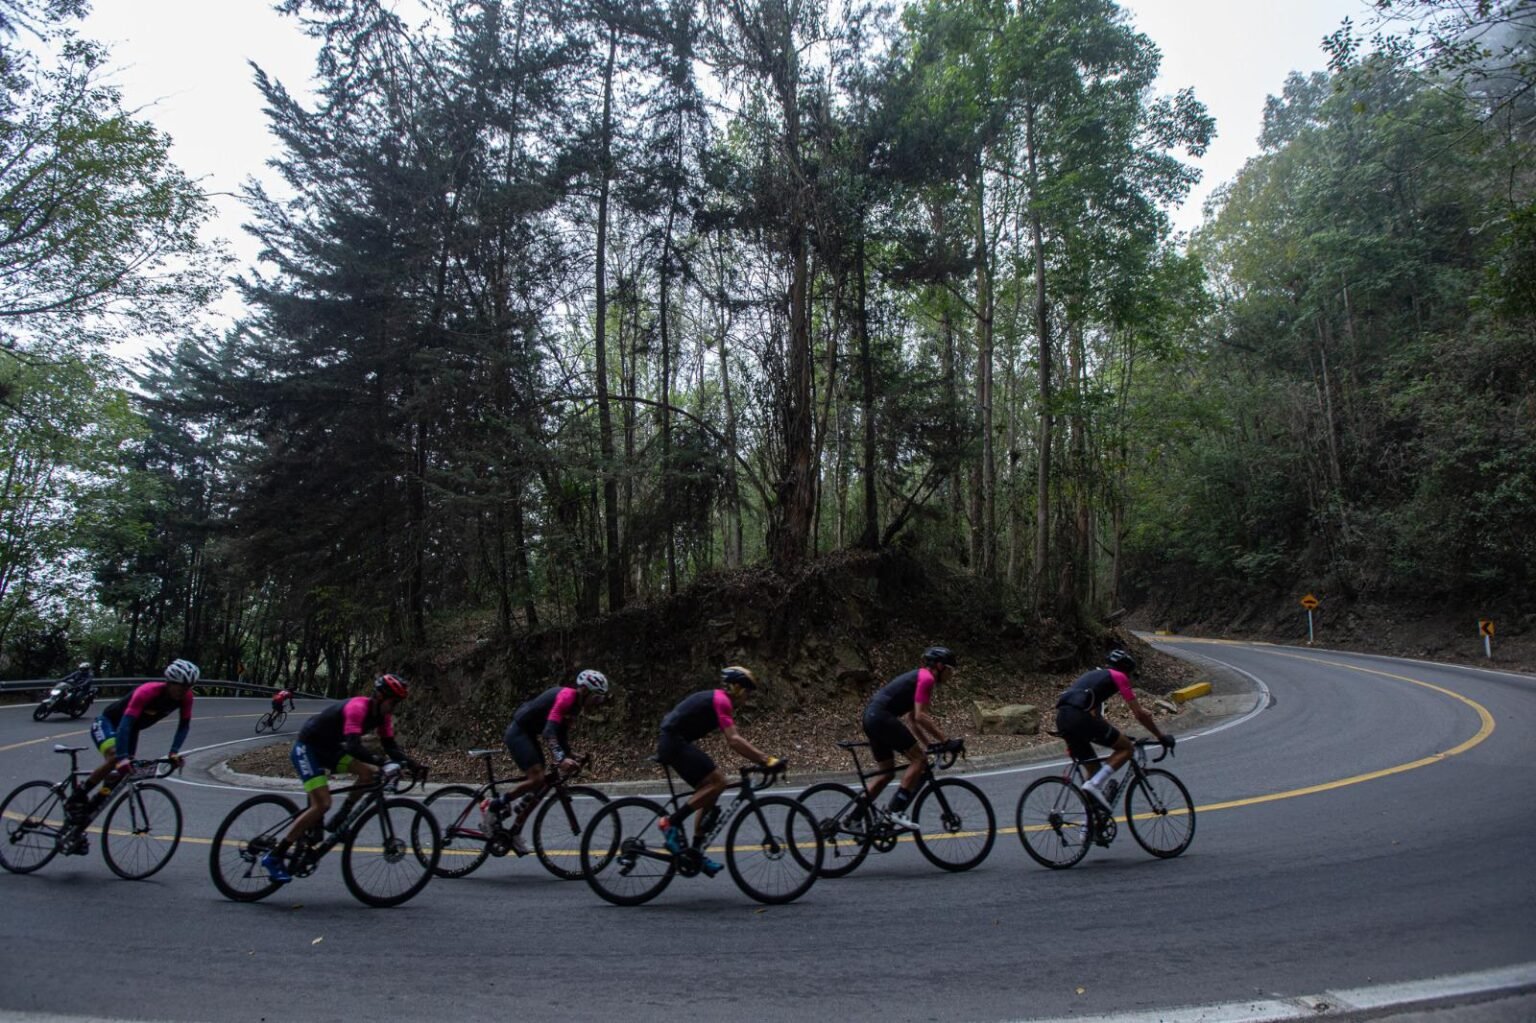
[420,750,609,880]
[1016,737,1195,869]
[799,738,995,878]
[0,745,183,880]
[254,706,288,734]
[579,760,822,906]
[208,763,440,907]
[251,706,288,728]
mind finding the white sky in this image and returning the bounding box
[73,0,1372,327]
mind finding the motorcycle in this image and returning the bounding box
[34,677,96,721]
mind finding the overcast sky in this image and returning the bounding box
[75,0,1372,326]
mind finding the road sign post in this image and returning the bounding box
[1479,618,1494,658]
[1300,594,1320,643]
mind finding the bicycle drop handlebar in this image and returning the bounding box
[738,761,788,791]
[925,738,967,770]
[1134,737,1175,764]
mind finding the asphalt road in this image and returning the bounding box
[1,640,1533,1022]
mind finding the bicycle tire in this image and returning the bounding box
[0,780,64,873]
[1016,776,1093,869]
[341,797,439,907]
[1126,768,1196,858]
[725,794,822,905]
[532,784,609,880]
[209,793,301,902]
[101,781,182,880]
[912,777,995,872]
[797,781,874,878]
[420,784,490,878]
[253,713,272,735]
[271,709,287,731]
[580,796,676,906]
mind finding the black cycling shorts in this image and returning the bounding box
[1054,704,1121,767]
[504,724,545,771]
[862,708,917,763]
[656,730,715,788]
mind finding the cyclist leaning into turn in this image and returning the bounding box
[70,659,200,821]
[858,646,958,832]
[480,668,612,854]
[271,688,296,715]
[655,666,781,877]
[261,673,423,882]
[1054,648,1173,811]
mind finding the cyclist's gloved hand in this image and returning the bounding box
[114,758,133,776]
[1160,734,1176,750]
[167,752,185,769]
[764,756,784,771]
[381,761,403,782]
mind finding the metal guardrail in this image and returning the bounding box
[0,678,330,700]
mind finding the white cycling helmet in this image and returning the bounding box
[575,669,610,696]
[164,659,201,686]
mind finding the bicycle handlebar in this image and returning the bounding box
[739,761,787,791]
[129,758,183,780]
[1134,737,1174,764]
[383,761,429,794]
[926,738,967,770]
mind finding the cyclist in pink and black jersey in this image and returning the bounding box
[1054,649,1173,810]
[260,673,422,882]
[70,659,199,819]
[656,666,781,876]
[859,646,957,831]
[271,688,296,714]
[480,669,612,854]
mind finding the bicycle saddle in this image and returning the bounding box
[836,740,871,750]
[467,749,499,759]
[53,744,88,753]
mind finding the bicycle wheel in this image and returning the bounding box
[254,713,272,735]
[1126,768,1196,859]
[580,796,675,906]
[271,710,287,731]
[912,777,995,872]
[1016,776,1093,869]
[101,782,182,880]
[341,797,439,907]
[532,785,610,880]
[797,782,874,878]
[209,793,301,902]
[725,795,822,905]
[420,784,490,878]
[0,780,65,873]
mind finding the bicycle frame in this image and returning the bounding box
[278,769,425,875]
[646,764,784,872]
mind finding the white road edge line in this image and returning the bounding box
[1000,962,1536,1023]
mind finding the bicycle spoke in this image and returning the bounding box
[581,797,675,906]
[1017,776,1092,869]
[725,795,821,904]
[342,798,439,907]
[102,783,182,880]
[209,794,300,902]
[0,781,66,874]
[1126,769,1196,859]
[913,778,995,872]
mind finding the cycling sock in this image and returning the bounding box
[668,803,695,829]
[888,787,914,813]
[1088,766,1113,787]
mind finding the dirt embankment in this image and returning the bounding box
[229,551,1197,784]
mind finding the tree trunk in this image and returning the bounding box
[594,29,624,613]
[1026,102,1054,611]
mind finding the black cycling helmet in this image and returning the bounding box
[721,665,757,691]
[1105,649,1137,676]
[922,646,957,669]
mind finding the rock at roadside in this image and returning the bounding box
[972,701,1039,736]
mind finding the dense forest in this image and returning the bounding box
[1,0,1532,690]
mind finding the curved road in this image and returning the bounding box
[1,640,1533,1022]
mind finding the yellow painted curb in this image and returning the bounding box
[1171,681,1212,703]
